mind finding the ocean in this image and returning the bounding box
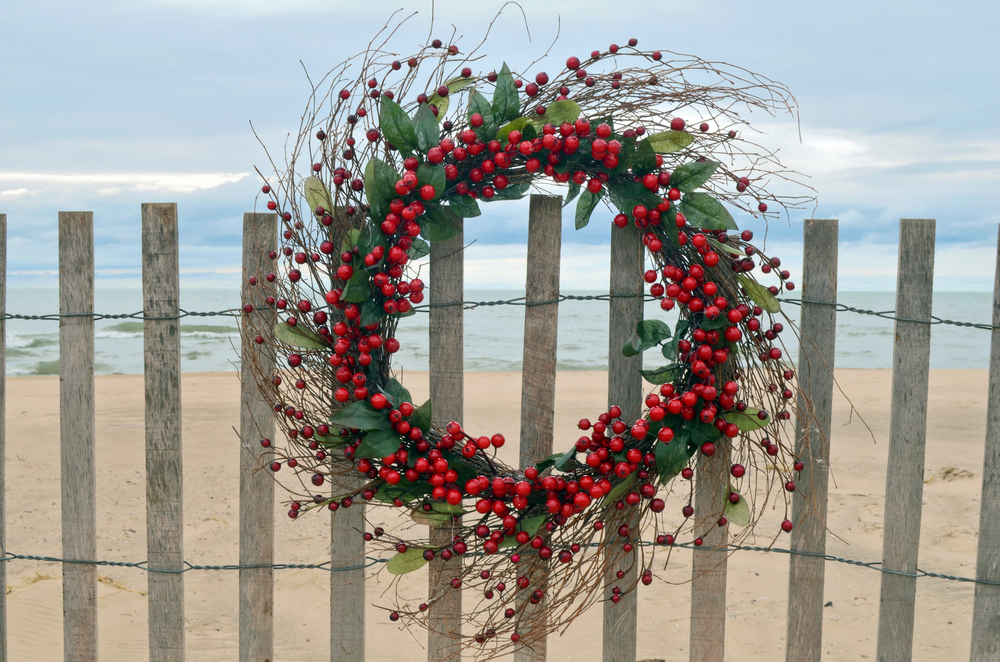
[4,288,995,376]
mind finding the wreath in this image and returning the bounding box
[243,21,814,658]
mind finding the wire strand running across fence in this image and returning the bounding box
[4,295,998,330]
[3,544,998,585]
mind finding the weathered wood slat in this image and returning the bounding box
[0,214,6,662]
[876,218,935,661]
[786,219,839,662]
[330,475,366,662]
[689,444,729,662]
[240,212,277,662]
[603,224,643,662]
[428,219,464,661]
[59,211,98,662]
[514,195,562,662]
[970,224,1000,662]
[142,203,185,662]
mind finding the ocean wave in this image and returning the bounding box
[6,333,58,349]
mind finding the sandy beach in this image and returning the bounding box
[3,369,989,661]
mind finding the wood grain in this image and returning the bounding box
[603,225,642,662]
[428,219,464,661]
[0,215,6,662]
[330,476,366,662]
[240,212,277,662]
[786,220,838,662]
[59,211,98,662]
[142,203,185,662]
[876,219,935,662]
[970,224,1000,662]
[514,195,562,662]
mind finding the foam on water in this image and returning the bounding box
[3,288,995,375]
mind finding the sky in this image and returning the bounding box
[1,0,998,292]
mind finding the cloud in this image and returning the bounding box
[0,172,251,193]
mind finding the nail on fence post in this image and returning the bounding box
[785,219,838,662]
[59,211,98,662]
[876,218,935,662]
[142,203,185,662]
[240,212,277,662]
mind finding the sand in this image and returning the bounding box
[2,369,990,661]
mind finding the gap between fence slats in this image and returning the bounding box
[786,219,838,662]
[876,219,935,661]
[240,212,277,662]
[59,211,98,662]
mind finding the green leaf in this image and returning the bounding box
[529,99,581,129]
[354,428,402,459]
[468,89,496,141]
[413,103,440,153]
[632,140,658,176]
[661,319,690,360]
[724,490,751,527]
[379,97,418,156]
[491,63,520,123]
[498,514,548,549]
[640,363,682,385]
[410,399,432,433]
[622,319,672,357]
[382,377,411,408]
[707,236,743,256]
[427,76,475,121]
[607,180,663,220]
[431,501,465,515]
[357,222,388,256]
[330,400,392,431]
[670,161,719,193]
[340,228,362,253]
[364,158,401,223]
[564,181,581,208]
[359,298,384,327]
[386,547,429,575]
[416,162,446,200]
[689,421,723,445]
[411,509,453,526]
[272,322,326,350]
[680,192,736,231]
[604,473,637,504]
[574,188,603,230]
[613,136,637,174]
[421,205,462,242]
[487,182,530,202]
[407,236,430,260]
[538,448,579,472]
[656,437,693,483]
[497,117,533,145]
[303,176,333,214]
[736,274,781,313]
[448,194,481,218]
[646,130,693,154]
[340,271,371,303]
[726,408,770,431]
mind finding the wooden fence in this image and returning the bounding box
[0,205,998,662]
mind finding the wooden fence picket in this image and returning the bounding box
[785,219,839,662]
[603,224,643,662]
[427,218,465,660]
[876,219,936,661]
[142,203,186,661]
[514,195,563,662]
[59,211,98,662]
[0,214,6,662]
[970,224,1000,662]
[240,212,277,661]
